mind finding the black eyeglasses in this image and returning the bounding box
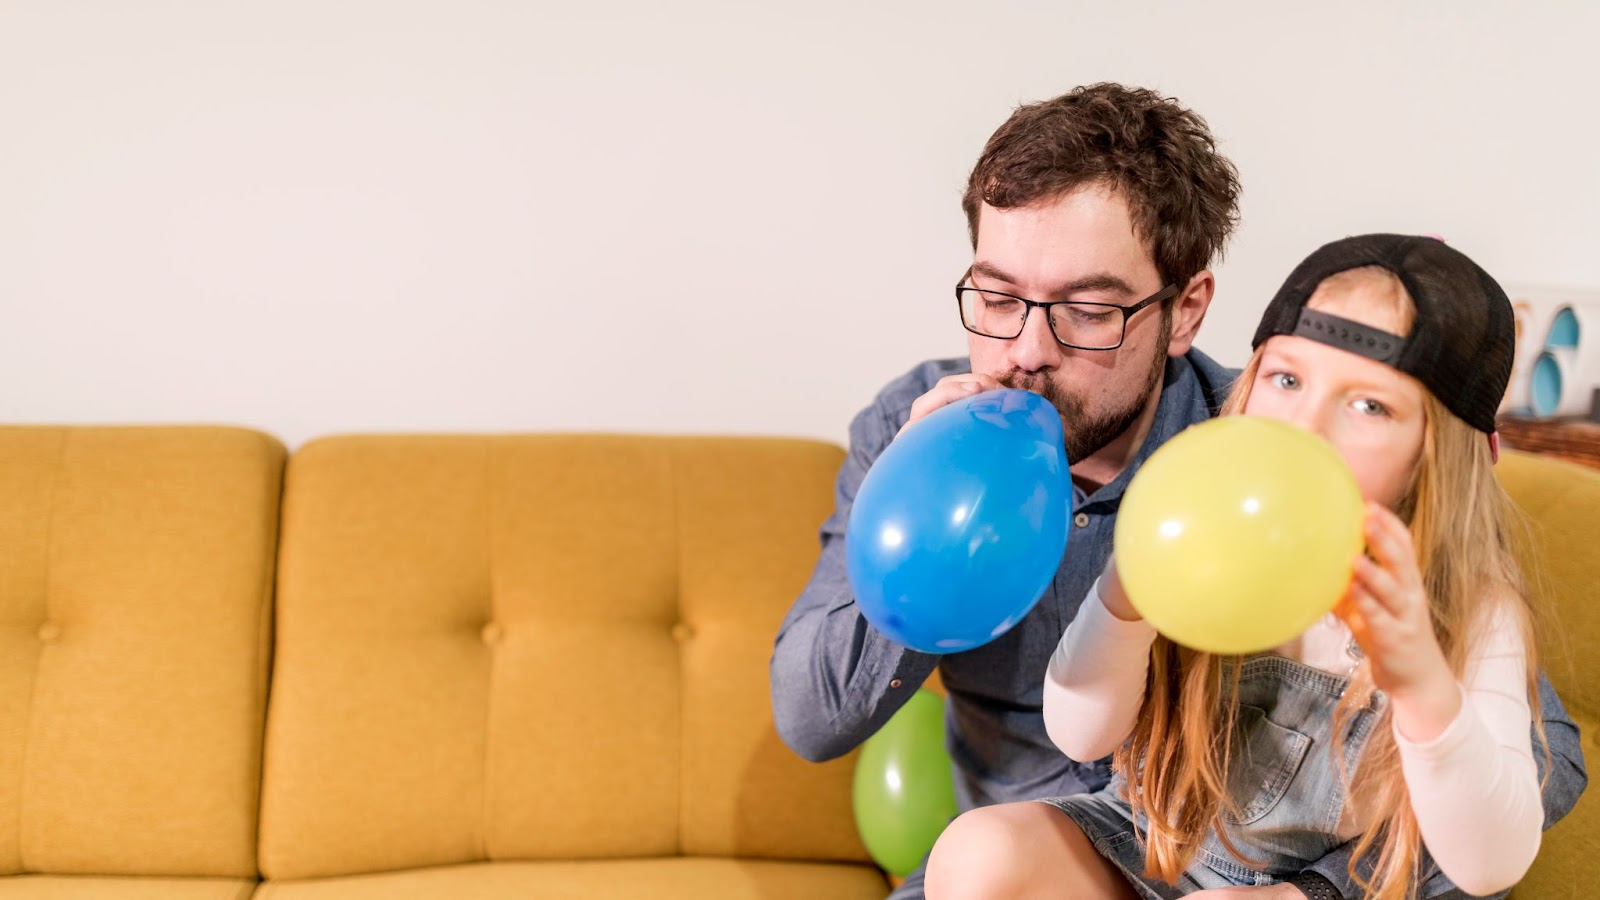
[955,270,1179,351]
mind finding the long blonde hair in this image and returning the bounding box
[1114,268,1545,899]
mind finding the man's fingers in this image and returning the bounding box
[901,374,1003,433]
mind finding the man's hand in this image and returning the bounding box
[898,373,1004,437]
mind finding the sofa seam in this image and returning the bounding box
[14,428,68,872]
[671,438,687,857]
[478,437,497,863]
[250,435,286,878]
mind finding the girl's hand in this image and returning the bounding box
[1334,503,1461,740]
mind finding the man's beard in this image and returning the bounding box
[999,313,1172,464]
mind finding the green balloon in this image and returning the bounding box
[852,688,959,877]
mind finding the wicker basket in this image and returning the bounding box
[1497,416,1600,470]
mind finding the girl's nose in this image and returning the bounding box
[1287,401,1333,441]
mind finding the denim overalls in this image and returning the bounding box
[1044,655,1387,898]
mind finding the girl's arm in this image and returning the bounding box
[1394,605,1541,896]
[1042,560,1159,763]
[1339,505,1540,895]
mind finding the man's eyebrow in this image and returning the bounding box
[969,261,1021,285]
[969,261,1137,298]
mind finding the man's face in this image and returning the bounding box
[967,185,1173,464]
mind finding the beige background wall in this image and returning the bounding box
[3,1,1597,448]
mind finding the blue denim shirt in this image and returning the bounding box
[770,351,1587,899]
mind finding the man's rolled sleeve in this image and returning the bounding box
[771,371,949,761]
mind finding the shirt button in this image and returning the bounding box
[1074,512,1090,528]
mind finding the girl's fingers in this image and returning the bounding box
[1352,555,1409,618]
[1344,582,1414,669]
[1334,585,1375,637]
[1347,580,1392,629]
[1362,506,1426,597]
[1362,507,1405,567]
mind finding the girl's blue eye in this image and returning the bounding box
[1266,372,1299,390]
[1353,398,1388,417]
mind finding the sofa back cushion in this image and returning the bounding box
[1497,450,1600,894]
[0,426,283,877]
[1498,451,1600,719]
[259,435,867,879]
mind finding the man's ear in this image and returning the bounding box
[1166,270,1214,357]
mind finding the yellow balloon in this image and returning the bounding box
[1115,416,1365,655]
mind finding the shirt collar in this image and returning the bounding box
[1080,354,1218,508]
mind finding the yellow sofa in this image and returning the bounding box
[0,426,1592,898]
[0,427,885,899]
[1498,452,1599,898]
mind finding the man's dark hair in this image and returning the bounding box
[962,83,1242,288]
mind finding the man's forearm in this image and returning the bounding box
[771,563,941,761]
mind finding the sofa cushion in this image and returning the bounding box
[1499,451,1600,718]
[251,859,886,900]
[1512,712,1600,898]
[0,427,283,878]
[1497,451,1600,895]
[0,876,255,900]
[259,436,867,879]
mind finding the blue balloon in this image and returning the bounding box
[846,388,1072,653]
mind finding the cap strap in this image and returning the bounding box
[1292,309,1406,365]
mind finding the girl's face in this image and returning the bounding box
[1244,279,1427,510]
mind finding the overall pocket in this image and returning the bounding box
[1222,704,1312,825]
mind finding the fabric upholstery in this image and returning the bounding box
[258,435,868,880]
[1499,450,1600,896]
[252,858,886,899]
[0,427,282,879]
[0,876,255,900]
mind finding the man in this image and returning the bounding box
[770,83,1585,900]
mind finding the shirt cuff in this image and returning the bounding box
[1391,682,1474,760]
[1081,578,1159,641]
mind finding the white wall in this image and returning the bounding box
[4,1,1598,449]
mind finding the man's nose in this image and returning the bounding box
[1004,306,1064,373]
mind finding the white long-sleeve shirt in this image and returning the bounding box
[1041,583,1542,895]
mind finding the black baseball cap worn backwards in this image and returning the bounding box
[1251,233,1515,435]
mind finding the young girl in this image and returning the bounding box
[925,233,1546,900]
